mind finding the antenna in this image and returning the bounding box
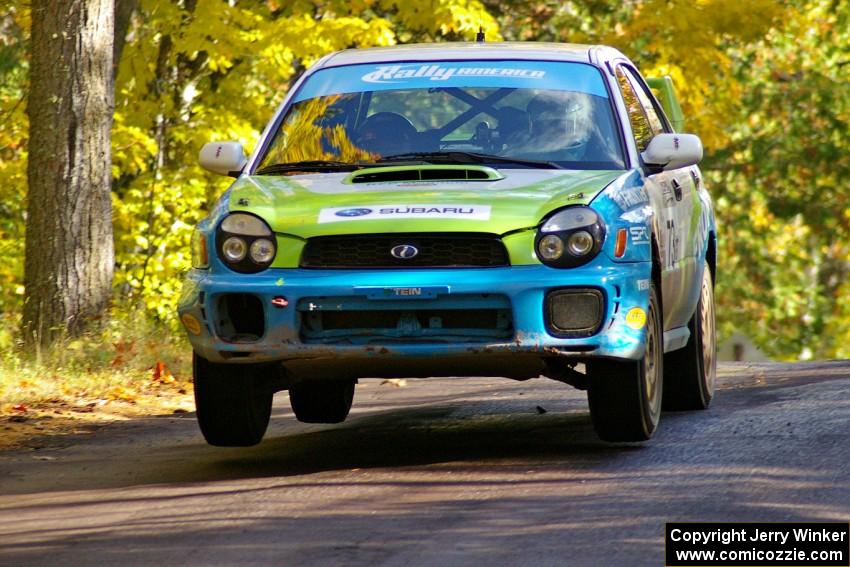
[476,26,485,42]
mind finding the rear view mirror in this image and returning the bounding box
[641,133,703,171]
[199,142,248,177]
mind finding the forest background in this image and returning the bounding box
[0,0,848,407]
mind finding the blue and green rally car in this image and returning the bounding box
[178,42,717,446]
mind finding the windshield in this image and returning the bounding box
[256,60,625,172]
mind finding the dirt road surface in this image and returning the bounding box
[1,361,849,566]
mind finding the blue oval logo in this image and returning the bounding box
[391,244,419,260]
[335,208,373,217]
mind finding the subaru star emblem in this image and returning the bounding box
[335,208,373,217]
[390,244,419,260]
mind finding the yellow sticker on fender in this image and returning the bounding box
[625,308,647,329]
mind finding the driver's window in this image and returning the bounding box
[621,66,666,137]
[616,67,655,152]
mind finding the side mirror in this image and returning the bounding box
[641,133,703,171]
[199,141,248,177]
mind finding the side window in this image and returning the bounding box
[615,67,654,151]
[621,66,666,137]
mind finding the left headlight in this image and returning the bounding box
[535,206,605,268]
[215,213,277,273]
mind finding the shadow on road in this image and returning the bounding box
[3,364,850,567]
[4,362,850,497]
[2,396,644,497]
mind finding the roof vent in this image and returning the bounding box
[347,165,503,184]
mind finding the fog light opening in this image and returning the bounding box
[216,293,265,342]
[545,289,604,338]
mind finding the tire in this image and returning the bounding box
[289,380,356,424]
[193,354,274,447]
[587,282,663,442]
[663,261,716,410]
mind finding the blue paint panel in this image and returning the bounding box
[177,260,652,364]
[592,170,655,264]
[293,61,610,102]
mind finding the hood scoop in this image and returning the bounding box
[346,165,504,184]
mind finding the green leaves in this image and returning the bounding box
[703,0,850,359]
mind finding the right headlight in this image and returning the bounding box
[215,213,277,273]
[535,206,605,268]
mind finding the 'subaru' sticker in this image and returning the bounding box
[625,308,647,329]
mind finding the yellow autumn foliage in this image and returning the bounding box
[2,0,849,361]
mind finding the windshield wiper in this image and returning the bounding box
[376,151,562,170]
[254,160,361,175]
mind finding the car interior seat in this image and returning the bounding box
[355,112,418,156]
[496,106,531,150]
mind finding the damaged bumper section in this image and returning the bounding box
[177,262,652,379]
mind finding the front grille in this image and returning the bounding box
[297,294,514,344]
[300,233,509,268]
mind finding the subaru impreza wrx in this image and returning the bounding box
[178,42,717,446]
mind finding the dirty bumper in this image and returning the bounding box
[177,263,652,378]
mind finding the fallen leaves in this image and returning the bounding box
[106,386,137,403]
[110,340,136,368]
[0,338,194,451]
[152,360,175,384]
[0,390,195,451]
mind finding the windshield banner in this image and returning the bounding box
[293,60,609,102]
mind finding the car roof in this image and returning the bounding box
[317,42,625,69]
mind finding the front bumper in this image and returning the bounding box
[177,262,652,372]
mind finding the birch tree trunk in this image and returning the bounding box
[24,0,115,347]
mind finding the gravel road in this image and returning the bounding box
[1,361,849,566]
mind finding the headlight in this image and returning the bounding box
[542,208,598,232]
[536,206,605,268]
[249,238,275,264]
[567,231,594,256]
[538,234,565,260]
[222,236,248,262]
[216,213,277,273]
[221,214,272,236]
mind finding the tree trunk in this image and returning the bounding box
[24,0,115,347]
[113,0,139,78]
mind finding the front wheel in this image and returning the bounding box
[587,282,663,442]
[663,261,716,410]
[289,379,356,424]
[193,354,274,447]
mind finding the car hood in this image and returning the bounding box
[226,168,625,238]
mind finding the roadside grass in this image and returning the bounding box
[0,309,195,449]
